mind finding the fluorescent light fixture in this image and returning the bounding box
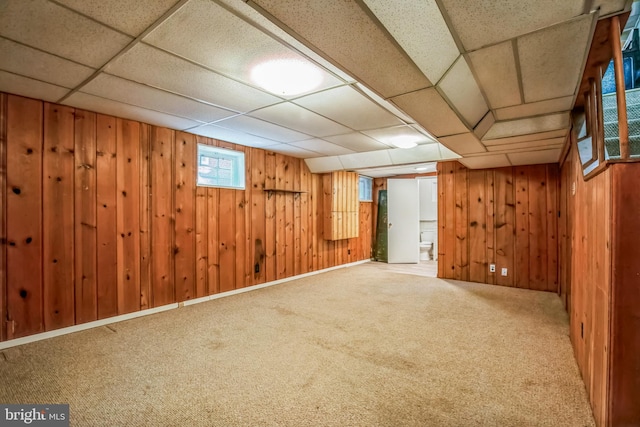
[389,135,419,149]
[415,166,428,171]
[251,59,323,96]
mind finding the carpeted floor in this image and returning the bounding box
[0,262,594,426]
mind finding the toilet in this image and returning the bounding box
[419,231,435,261]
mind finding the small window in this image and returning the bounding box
[196,144,245,189]
[359,175,372,202]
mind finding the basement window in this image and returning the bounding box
[196,144,245,190]
[359,175,372,202]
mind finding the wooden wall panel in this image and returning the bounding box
[0,93,5,342]
[139,124,151,310]
[251,149,266,284]
[265,152,276,282]
[468,170,487,284]
[43,103,75,330]
[174,132,195,301]
[514,167,530,289]
[528,165,547,290]
[454,163,469,281]
[242,147,252,287]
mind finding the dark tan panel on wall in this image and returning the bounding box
[43,103,75,331]
[174,131,195,302]
[5,95,43,339]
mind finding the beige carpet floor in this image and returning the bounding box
[0,262,594,426]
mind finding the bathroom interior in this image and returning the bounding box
[418,177,438,264]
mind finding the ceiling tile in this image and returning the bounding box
[388,143,441,164]
[55,0,179,36]
[106,43,282,112]
[390,88,468,137]
[0,37,95,88]
[362,125,433,146]
[293,85,402,131]
[507,148,562,165]
[468,41,521,109]
[62,92,201,130]
[439,0,584,51]
[0,71,70,102]
[83,73,237,123]
[437,56,489,127]
[289,139,355,156]
[591,0,628,16]
[459,153,511,169]
[483,113,570,140]
[486,137,565,152]
[356,84,415,123]
[248,102,351,137]
[266,144,323,158]
[214,114,310,143]
[362,0,459,83]
[304,156,345,173]
[439,133,487,155]
[144,0,343,96]
[249,0,431,98]
[0,0,132,68]
[438,144,463,160]
[474,111,495,139]
[338,150,394,169]
[518,14,595,103]
[483,129,569,145]
[324,132,390,152]
[494,96,574,121]
[188,124,281,149]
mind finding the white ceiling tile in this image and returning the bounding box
[289,139,355,156]
[494,96,574,121]
[483,113,570,140]
[388,143,441,164]
[362,0,459,83]
[439,0,584,51]
[486,137,565,152]
[83,73,237,123]
[459,154,511,169]
[591,0,628,16]
[248,102,351,137]
[507,148,562,165]
[0,0,132,68]
[0,71,70,102]
[324,132,391,152]
[0,38,95,88]
[62,92,201,130]
[438,143,463,160]
[304,156,345,173]
[250,0,431,98]
[390,88,468,137]
[483,129,569,146]
[266,144,323,158]
[189,124,281,148]
[355,84,415,123]
[106,43,282,112]
[293,85,403,130]
[468,41,521,109]
[518,14,595,103]
[213,114,310,143]
[362,125,431,146]
[144,0,343,96]
[439,133,487,155]
[338,150,394,169]
[55,0,179,36]
[474,111,495,139]
[438,56,489,127]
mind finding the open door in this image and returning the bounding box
[387,179,420,263]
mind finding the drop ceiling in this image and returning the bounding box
[0,0,632,176]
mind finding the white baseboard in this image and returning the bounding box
[0,259,370,351]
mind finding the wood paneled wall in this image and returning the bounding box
[0,93,372,341]
[437,161,559,291]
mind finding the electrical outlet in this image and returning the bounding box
[501,268,508,276]
[489,264,496,273]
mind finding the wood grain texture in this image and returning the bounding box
[0,93,6,341]
[139,124,151,310]
[174,132,195,301]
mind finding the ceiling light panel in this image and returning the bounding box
[106,43,281,113]
[266,143,323,158]
[293,85,402,130]
[323,132,391,152]
[467,41,521,109]
[459,153,511,169]
[249,102,351,137]
[483,129,568,145]
[483,112,570,140]
[438,133,487,155]
[485,137,565,152]
[0,71,70,102]
[189,124,281,148]
[54,0,179,37]
[82,73,237,123]
[439,0,584,51]
[362,0,459,83]
[144,0,342,97]
[289,139,356,156]
[518,14,595,103]
[388,143,441,164]
[494,96,574,121]
[304,156,345,173]
[0,0,132,68]
[437,56,489,127]
[213,114,311,143]
[249,0,431,98]
[0,37,95,89]
[338,150,394,170]
[62,92,202,130]
[390,88,468,137]
[508,148,562,165]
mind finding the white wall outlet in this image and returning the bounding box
[489,264,496,273]
[501,268,508,276]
